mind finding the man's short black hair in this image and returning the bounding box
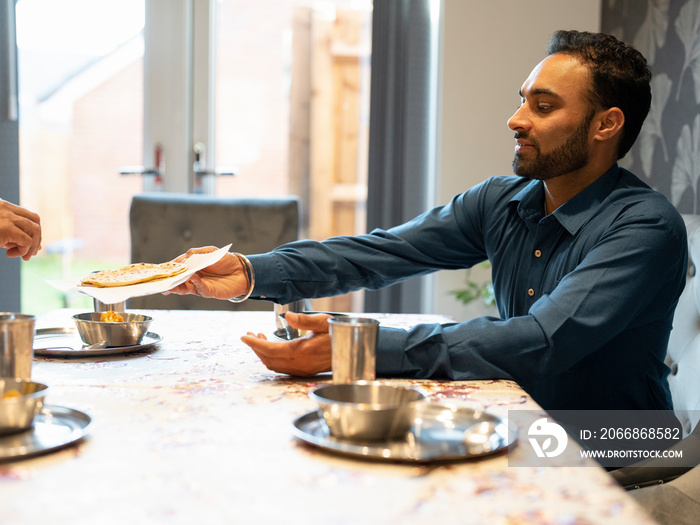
[547,30,652,160]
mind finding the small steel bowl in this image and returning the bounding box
[72,312,153,347]
[309,382,426,442]
[0,378,49,435]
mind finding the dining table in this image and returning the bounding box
[0,308,656,525]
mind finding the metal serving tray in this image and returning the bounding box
[292,402,517,462]
[0,405,92,462]
[34,327,162,357]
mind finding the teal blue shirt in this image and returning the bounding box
[249,165,687,411]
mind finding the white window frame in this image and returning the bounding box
[143,0,215,193]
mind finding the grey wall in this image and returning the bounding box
[0,0,21,312]
[433,0,602,321]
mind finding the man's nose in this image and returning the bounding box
[508,105,529,132]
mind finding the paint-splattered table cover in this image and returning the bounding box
[0,309,654,524]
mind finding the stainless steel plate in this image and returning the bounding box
[0,405,92,462]
[34,327,162,357]
[292,402,517,462]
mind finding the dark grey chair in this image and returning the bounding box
[128,193,299,310]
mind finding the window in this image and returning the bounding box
[17,0,372,315]
[17,0,144,314]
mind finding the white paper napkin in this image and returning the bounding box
[46,244,232,304]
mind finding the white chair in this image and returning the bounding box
[610,215,700,524]
[665,214,700,438]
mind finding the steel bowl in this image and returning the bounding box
[0,378,49,435]
[72,312,153,347]
[309,382,426,441]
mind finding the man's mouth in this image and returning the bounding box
[514,134,536,152]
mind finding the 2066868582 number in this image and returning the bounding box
[598,427,681,440]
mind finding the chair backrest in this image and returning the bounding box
[128,193,300,310]
[666,214,700,436]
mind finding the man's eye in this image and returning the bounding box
[537,104,553,112]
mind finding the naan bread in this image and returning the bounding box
[80,261,187,288]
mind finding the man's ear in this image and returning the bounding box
[593,107,625,143]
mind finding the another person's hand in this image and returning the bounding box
[0,199,42,261]
[166,247,249,300]
[241,312,332,376]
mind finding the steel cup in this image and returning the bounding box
[0,313,36,380]
[275,300,312,339]
[328,317,379,383]
[93,298,127,312]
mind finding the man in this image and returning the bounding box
[168,30,687,413]
[0,198,42,260]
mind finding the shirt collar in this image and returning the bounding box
[510,164,620,235]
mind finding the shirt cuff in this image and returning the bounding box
[246,253,285,300]
[375,326,411,376]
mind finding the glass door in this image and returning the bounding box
[16,0,145,314]
[214,0,373,313]
[17,0,372,316]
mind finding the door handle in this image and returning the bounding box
[119,144,164,190]
[192,142,235,193]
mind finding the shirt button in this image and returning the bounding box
[528,288,535,297]
[534,249,541,258]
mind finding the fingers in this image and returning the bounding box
[3,243,27,259]
[22,214,42,259]
[164,280,196,295]
[172,246,217,263]
[241,331,332,377]
[186,246,219,258]
[164,251,247,300]
[241,334,281,355]
[285,312,332,333]
[8,201,40,225]
[241,334,303,374]
[187,274,210,296]
[0,200,42,260]
[2,230,41,260]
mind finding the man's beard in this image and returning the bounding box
[512,113,593,181]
